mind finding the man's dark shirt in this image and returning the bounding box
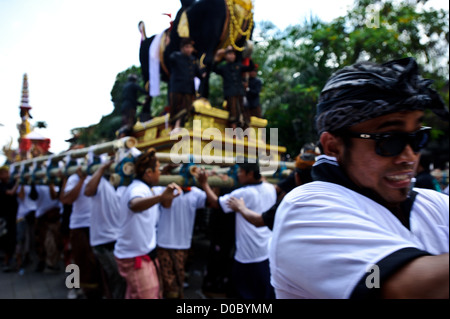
[169,52,202,95]
[121,81,146,112]
[246,76,262,108]
[213,62,253,98]
[415,171,441,192]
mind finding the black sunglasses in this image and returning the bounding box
[344,126,431,157]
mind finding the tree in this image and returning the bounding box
[72,0,448,164]
[73,65,168,146]
[253,0,448,158]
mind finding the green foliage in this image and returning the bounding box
[73,66,154,146]
[72,0,448,164]
[253,0,448,158]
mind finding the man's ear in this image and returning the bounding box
[319,132,344,160]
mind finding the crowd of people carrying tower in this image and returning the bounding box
[2,49,449,299]
[0,40,270,300]
[0,142,319,299]
[120,40,262,137]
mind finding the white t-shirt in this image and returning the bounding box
[64,174,92,229]
[116,185,128,200]
[269,182,449,299]
[114,179,164,259]
[16,185,37,220]
[34,184,61,218]
[219,182,276,263]
[157,186,206,250]
[89,177,121,247]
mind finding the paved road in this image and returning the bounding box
[0,257,68,299]
[0,234,221,300]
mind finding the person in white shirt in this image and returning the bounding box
[84,159,126,299]
[31,181,62,272]
[113,148,182,299]
[227,144,318,230]
[198,161,277,299]
[61,166,103,299]
[270,57,449,299]
[156,185,206,299]
[443,184,449,195]
[15,183,36,272]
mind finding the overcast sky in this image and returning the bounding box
[0,0,448,164]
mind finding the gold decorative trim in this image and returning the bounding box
[177,11,190,38]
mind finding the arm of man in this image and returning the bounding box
[197,169,219,209]
[128,194,163,212]
[60,168,86,205]
[58,177,68,203]
[84,160,113,197]
[381,253,449,298]
[160,183,182,208]
[212,51,225,75]
[213,48,225,63]
[47,184,57,200]
[227,196,265,227]
[128,183,181,212]
[17,183,25,200]
[6,178,20,196]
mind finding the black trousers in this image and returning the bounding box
[232,258,275,299]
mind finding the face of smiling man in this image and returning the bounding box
[338,110,424,206]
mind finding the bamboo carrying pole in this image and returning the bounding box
[10,136,137,170]
[11,136,137,179]
[155,175,236,188]
[21,163,119,182]
[10,136,294,187]
[108,164,288,188]
[110,173,284,188]
[155,152,296,170]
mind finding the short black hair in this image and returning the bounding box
[180,37,194,48]
[315,57,448,134]
[135,148,157,178]
[419,149,433,172]
[238,160,261,180]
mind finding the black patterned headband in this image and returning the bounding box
[315,57,448,134]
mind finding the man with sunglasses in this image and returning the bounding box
[269,57,449,299]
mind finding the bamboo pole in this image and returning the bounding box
[21,163,119,181]
[168,164,291,179]
[11,135,295,188]
[19,162,285,187]
[156,175,236,188]
[17,155,290,186]
[62,136,137,160]
[110,174,283,188]
[10,136,137,170]
[155,152,296,170]
[10,137,293,173]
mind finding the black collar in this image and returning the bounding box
[246,181,263,186]
[311,155,417,229]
